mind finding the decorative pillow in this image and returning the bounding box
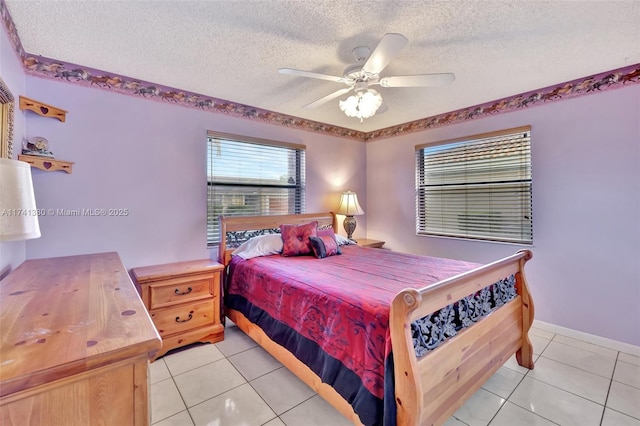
[280,221,318,256]
[309,235,341,259]
[232,234,283,259]
[317,228,334,238]
[318,228,354,246]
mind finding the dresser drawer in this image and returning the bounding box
[149,274,216,309]
[151,298,214,336]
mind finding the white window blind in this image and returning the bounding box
[207,132,305,246]
[416,126,532,244]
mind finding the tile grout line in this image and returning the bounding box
[158,331,281,424]
[271,393,318,423]
[155,341,258,425]
[486,339,561,426]
[150,358,192,426]
[599,351,619,426]
[224,354,282,425]
[171,372,194,425]
[221,332,290,423]
[153,327,638,425]
[509,375,609,415]
[166,355,225,378]
[174,351,273,422]
[484,367,529,425]
[534,353,617,381]
[489,333,591,426]
[536,336,620,387]
[222,326,321,425]
[549,334,621,358]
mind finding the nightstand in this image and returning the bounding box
[355,238,385,248]
[132,259,224,360]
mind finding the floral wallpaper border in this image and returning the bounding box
[365,64,640,142]
[2,0,638,143]
[22,53,367,141]
[0,1,365,142]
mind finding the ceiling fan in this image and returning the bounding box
[279,33,455,121]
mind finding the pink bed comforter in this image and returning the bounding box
[227,245,479,399]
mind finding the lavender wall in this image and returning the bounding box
[366,85,640,346]
[0,24,27,276]
[7,15,638,345]
[23,77,366,269]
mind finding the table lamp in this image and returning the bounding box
[335,190,364,241]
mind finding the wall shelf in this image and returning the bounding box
[18,155,74,174]
[19,96,67,122]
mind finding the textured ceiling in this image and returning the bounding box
[5,0,640,132]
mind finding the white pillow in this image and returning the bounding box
[334,233,355,246]
[232,234,283,259]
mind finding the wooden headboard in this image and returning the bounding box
[218,212,338,266]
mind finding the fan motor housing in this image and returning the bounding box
[343,63,379,84]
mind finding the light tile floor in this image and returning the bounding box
[150,323,640,426]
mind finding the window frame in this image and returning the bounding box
[206,131,306,247]
[415,126,533,245]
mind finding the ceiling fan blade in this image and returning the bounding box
[362,33,409,75]
[302,87,353,109]
[380,73,455,88]
[279,68,345,83]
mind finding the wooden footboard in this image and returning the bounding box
[227,308,365,425]
[219,213,534,426]
[390,249,534,426]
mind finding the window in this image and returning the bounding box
[207,132,305,246]
[416,126,532,244]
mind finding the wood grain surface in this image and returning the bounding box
[0,252,161,397]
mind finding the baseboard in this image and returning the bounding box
[533,320,640,357]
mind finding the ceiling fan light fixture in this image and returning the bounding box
[339,89,383,122]
[280,34,454,120]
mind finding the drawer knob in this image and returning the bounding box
[175,311,194,323]
[174,287,193,296]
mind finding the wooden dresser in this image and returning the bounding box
[131,259,224,360]
[0,252,161,426]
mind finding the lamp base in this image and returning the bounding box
[343,215,357,241]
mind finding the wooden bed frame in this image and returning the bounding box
[218,212,534,426]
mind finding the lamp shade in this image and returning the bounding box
[0,158,41,241]
[335,190,364,216]
[339,89,383,121]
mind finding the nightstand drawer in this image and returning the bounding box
[149,274,216,309]
[150,298,214,336]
